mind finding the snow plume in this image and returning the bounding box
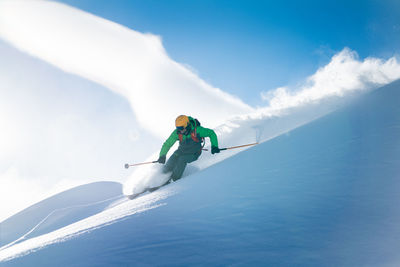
[229,48,400,158]
[0,0,252,138]
[260,48,400,112]
[123,164,171,196]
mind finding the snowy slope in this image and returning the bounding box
[0,182,122,248]
[1,79,400,266]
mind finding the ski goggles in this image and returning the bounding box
[176,126,186,131]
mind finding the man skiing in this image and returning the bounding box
[157,115,220,182]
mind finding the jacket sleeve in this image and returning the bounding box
[159,130,179,157]
[197,126,219,147]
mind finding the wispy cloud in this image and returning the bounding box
[0,0,253,138]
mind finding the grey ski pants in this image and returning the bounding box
[163,150,200,181]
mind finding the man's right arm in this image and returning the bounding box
[159,130,178,157]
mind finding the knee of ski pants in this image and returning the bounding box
[162,152,180,173]
[163,151,201,173]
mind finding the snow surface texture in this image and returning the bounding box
[1,182,122,247]
[0,182,177,262]
[1,79,400,266]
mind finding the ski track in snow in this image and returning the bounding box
[0,194,124,251]
[0,189,177,262]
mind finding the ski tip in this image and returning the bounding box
[126,193,140,200]
[124,163,129,169]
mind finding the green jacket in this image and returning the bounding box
[159,117,219,157]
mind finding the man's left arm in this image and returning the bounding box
[197,127,220,153]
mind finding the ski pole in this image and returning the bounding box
[220,142,259,151]
[124,160,158,169]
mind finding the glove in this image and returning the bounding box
[158,155,166,164]
[211,146,220,154]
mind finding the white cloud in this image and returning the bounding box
[0,0,253,138]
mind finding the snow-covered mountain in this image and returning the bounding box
[2,0,400,226]
[1,79,399,266]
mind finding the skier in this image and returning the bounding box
[157,115,220,183]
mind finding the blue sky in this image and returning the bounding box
[55,0,400,105]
